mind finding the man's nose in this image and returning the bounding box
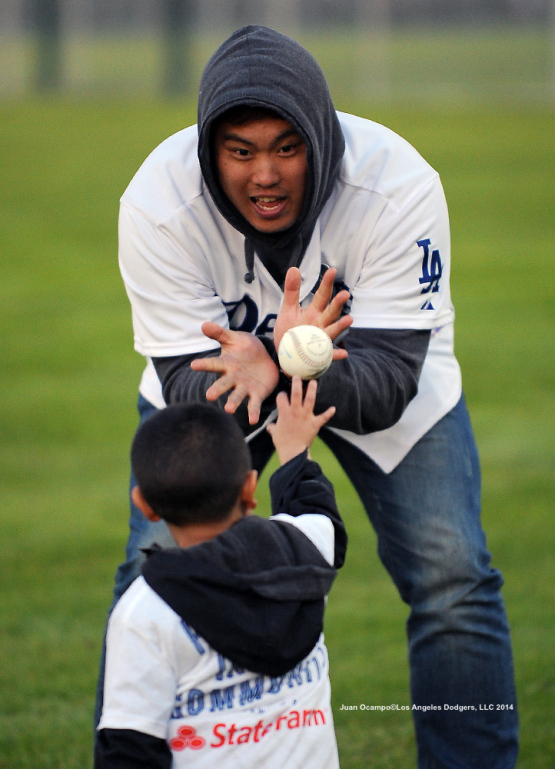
[251,155,280,187]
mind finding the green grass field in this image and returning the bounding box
[0,98,553,767]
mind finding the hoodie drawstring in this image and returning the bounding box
[244,233,304,286]
[244,238,255,283]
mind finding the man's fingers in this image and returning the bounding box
[224,383,248,415]
[324,314,353,341]
[200,321,231,344]
[281,267,302,309]
[322,289,351,324]
[190,356,226,373]
[310,267,337,313]
[247,396,262,425]
[205,374,236,401]
[331,348,349,362]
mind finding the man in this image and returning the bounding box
[106,25,518,768]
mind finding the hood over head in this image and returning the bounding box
[197,25,345,285]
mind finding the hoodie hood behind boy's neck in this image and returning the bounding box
[197,25,345,283]
[142,515,336,677]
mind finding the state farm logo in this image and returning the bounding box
[170,725,206,751]
[170,708,327,753]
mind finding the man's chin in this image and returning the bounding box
[254,222,291,234]
[247,214,297,234]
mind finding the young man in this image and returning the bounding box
[105,25,518,767]
[95,378,346,769]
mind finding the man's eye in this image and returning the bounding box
[279,142,302,155]
[234,148,250,157]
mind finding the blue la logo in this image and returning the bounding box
[417,239,443,297]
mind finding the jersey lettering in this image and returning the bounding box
[239,677,264,706]
[256,313,277,337]
[171,693,184,719]
[311,264,353,316]
[187,689,205,716]
[181,621,206,655]
[210,685,236,712]
[223,296,275,338]
[223,268,353,340]
[417,238,443,294]
[223,296,258,332]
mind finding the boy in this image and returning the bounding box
[95,376,347,769]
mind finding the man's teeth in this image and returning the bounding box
[255,197,281,208]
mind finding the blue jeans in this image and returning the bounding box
[319,395,518,768]
[96,393,518,768]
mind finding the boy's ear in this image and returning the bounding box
[131,486,161,522]
[241,470,258,513]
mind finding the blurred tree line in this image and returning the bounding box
[1,0,550,95]
[13,0,549,33]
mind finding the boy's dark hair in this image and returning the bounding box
[131,403,252,526]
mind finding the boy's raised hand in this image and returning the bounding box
[267,376,336,465]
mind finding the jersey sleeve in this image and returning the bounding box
[350,175,454,330]
[271,513,336,566]
[98,581,187,740]
[118,203,229,357]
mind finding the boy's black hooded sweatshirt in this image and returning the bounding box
[142,451,347,678]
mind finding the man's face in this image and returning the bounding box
[214,116,307,234]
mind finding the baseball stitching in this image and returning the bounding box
[288,329,330,371]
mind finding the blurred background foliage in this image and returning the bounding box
[0,0,553,103]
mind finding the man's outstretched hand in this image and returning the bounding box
[267,376,336,465]
[273,267,353,360]
[191,268,351,424]
[190,322,279,425]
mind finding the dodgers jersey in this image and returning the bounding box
[98,513,339,769]
[119,112,462,472]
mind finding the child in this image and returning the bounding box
[95,377,347,769]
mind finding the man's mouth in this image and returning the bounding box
[251,196,286,213]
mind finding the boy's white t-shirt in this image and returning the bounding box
[98,514,340,768]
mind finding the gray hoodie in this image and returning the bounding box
[196,25,345,285]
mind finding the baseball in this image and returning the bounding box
[278,325,333,380]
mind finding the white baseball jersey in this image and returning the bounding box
[119,112,462,472]
[98,514,339,769]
